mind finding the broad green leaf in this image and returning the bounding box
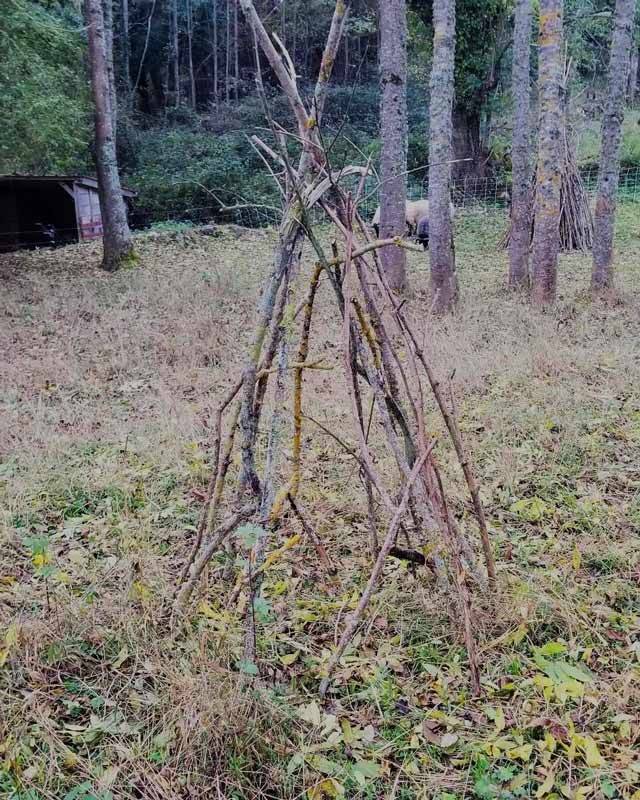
[253,596,272,623]
[538,641,567,657]
[287,752,304,775]
[307,754,340,776]
[510,497,555,522]
[237,524,266,549]
[279,650,300,666]
[353,760,380,779]
[237,658,259,676]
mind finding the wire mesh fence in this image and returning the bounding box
[216,164,640,229]
[2,166,639,252]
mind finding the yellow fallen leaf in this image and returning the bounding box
[198,601,225,620]
[581,736,603,768]
[62,751,79,768]
[572,546,581,570]
[5,623,19,648]
[111,646,129,669]
[494,706,506,733]
[131,581,151,602]
[262,534,302,572]
[536,770,555,798]
[508,743,533,762]
[32,552,50,569]
[307,778,343,800]
[279,651,300,666]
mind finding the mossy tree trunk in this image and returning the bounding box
[85,0,135,271]
[508,0,533,290]
[103,0,117,132]
[379,0,408,294]
[531,0,563,307]
[591,0,636,293]
[120,0,131,94]
[628,46,638,104]
[428,0,458,313]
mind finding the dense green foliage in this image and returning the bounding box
[0,0,91,174]
[1,0,639,225]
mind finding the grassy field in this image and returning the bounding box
[1,207,639,800]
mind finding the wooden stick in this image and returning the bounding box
[288,493,337,575]
[176,378,243,588]
[319,446,432,697]
[174,504,256,610]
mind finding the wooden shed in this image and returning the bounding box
[0,175,135,252]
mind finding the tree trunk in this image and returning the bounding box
[121,0,131,95]
[628,46,638,104]
[428,0,458,313]
[508,0,533,290]
[172,0,180,105]
[84,0,134,271]
[379,0,408,294]
[592,0,636,293]
[452,106,483,180]
[186,0,197,107]
[212,0,219,106]
[344,30,349,83]
[292,3,297,69]
[531,0,563,307]
[103,0,117,132]
[226,0,231,102]
[234,0,239,102]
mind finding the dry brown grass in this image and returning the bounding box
[1,208,639,799]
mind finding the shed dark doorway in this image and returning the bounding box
[0,176,135,253]
[0,181,77,252]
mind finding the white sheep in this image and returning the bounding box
[372,199,454,242]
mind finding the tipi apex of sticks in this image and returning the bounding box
[173,0,496,698]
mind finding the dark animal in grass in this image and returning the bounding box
[416,215,430,249]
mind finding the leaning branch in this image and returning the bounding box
[237,0,309,140]
[319,445,433,697]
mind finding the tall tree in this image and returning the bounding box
[103,0,117,131]
[410,0,512,180]
[226,0,231,102]
[531,0,563,306]
[629,45,638,103]
[591,0,636,292]
[212,0,219,106]
[172,0,180,105]
[379,0,408,293]
[186,0,197,106]
[234,0,239,102]
[428,0,457,313]
[84,0,134,271]
[508,0,533,290]
[120,0,131,94]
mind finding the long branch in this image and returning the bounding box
[319,445,433,697]
[175,504,256,610]
[237,0,310,139]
